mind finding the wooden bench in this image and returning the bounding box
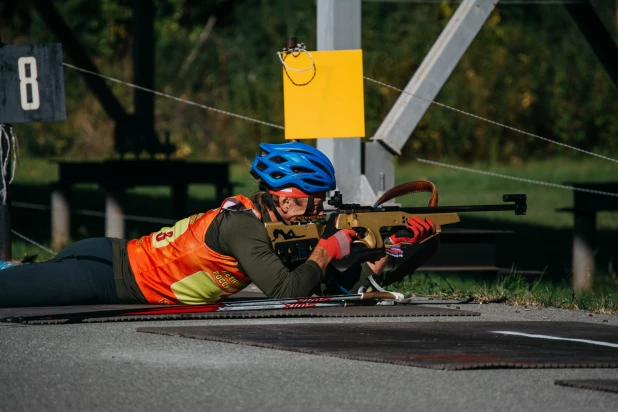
[556,182,618,291]
[51,159,233,249]
[417,228,543,277]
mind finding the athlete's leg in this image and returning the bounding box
[0,238,117,307]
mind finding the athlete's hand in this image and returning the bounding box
[316,214,361,260]
[317,228,360,260]
[388,216,436,245]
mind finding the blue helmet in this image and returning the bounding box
[250,142,336,193]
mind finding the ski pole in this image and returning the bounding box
[1,291,401,324]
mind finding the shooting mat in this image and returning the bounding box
[138,321,618,370]
[554,380,618,394]
[0,304,478,324]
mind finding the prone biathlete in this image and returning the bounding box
[0,142,437,307]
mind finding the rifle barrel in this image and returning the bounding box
[332,194,527,216]
[396,204,522,214]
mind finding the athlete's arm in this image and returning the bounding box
[206,210,323,298]
[307,247,331,272]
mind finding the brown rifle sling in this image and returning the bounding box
[373,180,439,208]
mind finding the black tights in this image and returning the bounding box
[0,238,118,307]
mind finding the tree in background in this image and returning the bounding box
[1,0,616,164]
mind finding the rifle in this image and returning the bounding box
[265,181,527,265]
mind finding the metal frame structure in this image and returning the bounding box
[317,0,499,204]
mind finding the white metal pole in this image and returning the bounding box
[317,0,363,203]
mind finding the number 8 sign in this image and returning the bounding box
[0,43,66,123]
[18,56,41,111]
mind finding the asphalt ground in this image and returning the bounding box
[1,301,617,412]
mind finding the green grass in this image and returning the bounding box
[14,157,59,184]
[391,270,618,314]
[394,157,618,229]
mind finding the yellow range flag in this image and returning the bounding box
[282,49,365,139]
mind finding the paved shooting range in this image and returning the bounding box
[1,0,617,411]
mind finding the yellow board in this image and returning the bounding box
[283,49,365,139]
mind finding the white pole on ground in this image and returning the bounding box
[51,185,70,250]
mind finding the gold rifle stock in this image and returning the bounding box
[265,211,460,256]
[265,222,326,246]
[265,222,326,263]
[334,211,460,249]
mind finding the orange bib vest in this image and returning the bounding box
[127,195,261,304]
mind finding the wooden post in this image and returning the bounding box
[0,201,9,261]
[133,0,158,154]
[0,124,12,261]
[572,211,596,293]
[171,183,188,219]
[105,186,125,239]
[51,184,70,250]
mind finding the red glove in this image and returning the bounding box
[388,217,436,245]
[317,229,359,260]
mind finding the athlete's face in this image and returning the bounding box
[293,197,325,216]
[275,196,325,224]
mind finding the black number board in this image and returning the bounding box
[0,43,66,123]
